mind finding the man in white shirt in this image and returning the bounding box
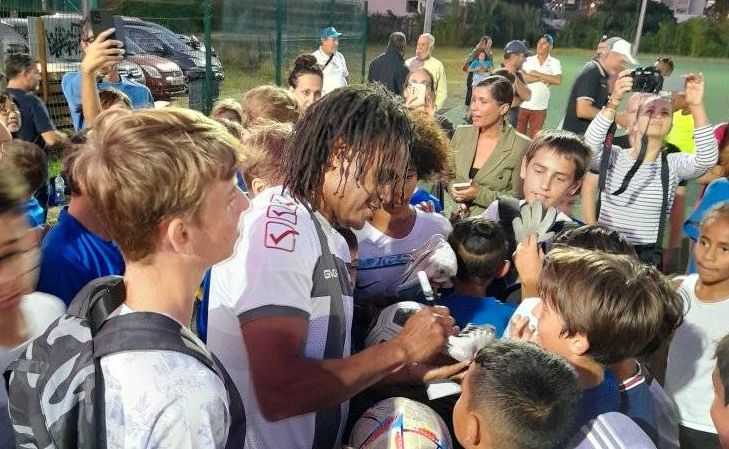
[206,84,462,449]
[313,26,349,95]
[517,34,562,138]
[405,33,448,110]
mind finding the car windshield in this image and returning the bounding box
[147,28,190,53]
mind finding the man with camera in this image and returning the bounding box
[560,37,636,136]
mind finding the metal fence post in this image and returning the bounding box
[361,1,368,82]
[203,0,214,115]
[274,0,284,86]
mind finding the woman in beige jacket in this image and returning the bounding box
[449,75,531,216]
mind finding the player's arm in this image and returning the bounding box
[242,306,454,421]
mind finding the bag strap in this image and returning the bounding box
[594,131,614,220]
[93,307,246,448]
[322,52,335,70]
[655,150,670,249]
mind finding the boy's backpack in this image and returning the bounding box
[5,275,246,449]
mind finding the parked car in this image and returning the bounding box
[124,38,186,100]
[124,23,225,82]
[122,16,218,56]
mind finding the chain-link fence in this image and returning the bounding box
[214,0,368,95]
[0,0,368,134]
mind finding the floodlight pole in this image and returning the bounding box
[633,0,648,57]
[423,0,434,33]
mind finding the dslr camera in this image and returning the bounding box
[630,66,663,93]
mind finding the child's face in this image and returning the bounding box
[520,147,580,209]
[695,216,729,286]
[478,52,486,61]
[534,299,573,360]
[710,366,729,449]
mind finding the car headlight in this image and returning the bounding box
[140,65,161,78]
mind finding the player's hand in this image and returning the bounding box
[81,28,124,75]
[407,359,471,384]
[393,306,457,364]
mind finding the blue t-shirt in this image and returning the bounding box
[684,178,729,273]
[410,186,443,213]
[6,87,55,150]
[24,197,46,228]
[37,207,125,305]
[61,71,154,131]
[439,292,516,337]
[620,376,658,445]
[574,369,621,435]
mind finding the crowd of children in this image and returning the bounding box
[1,20,729,449]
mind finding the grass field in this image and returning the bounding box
[217,46,729,126]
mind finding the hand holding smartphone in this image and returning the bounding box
[407,82,427,108]
[90,9,126,46]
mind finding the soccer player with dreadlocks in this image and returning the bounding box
[583,70,717,267]
[206,84,463,449]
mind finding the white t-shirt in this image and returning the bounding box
[665,274,729,433]
[206,186,353,449]
[354,207,452,300]
[313,48,348,95]
[501,296,540,340]
[0,293,65,449]
[102,305,230,449]
[520,54,562,111]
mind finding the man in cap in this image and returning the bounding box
[313,26,349,96]
[406,33,447,110]
[501,39,532,128]
[560,36,637,136]
[517,34,562,137]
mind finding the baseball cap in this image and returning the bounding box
[541,33,554,45]
[320,26,342,40]
[605,37,638,65]
[504,40,532,56]
[567,412,655,449]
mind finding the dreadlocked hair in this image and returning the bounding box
[281,83,414,205]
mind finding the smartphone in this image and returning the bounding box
[89,9,126,46]
[661,76,685,93]
[409,82,426,106]
[452,182,471,191]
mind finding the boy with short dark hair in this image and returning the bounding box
[535,247,675,435]
[666,201,729,449]
[482,129,591,242]
[452,340,580,449]
[441,217,515,336]
[712,333,729,449]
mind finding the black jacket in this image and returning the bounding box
[367,46,409,95]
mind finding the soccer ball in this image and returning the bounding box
[364,301,424,347]
[349,397,453,449]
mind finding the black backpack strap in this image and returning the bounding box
[595,130,615,220]
[93,312,246,448]
[655,150,670,249]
